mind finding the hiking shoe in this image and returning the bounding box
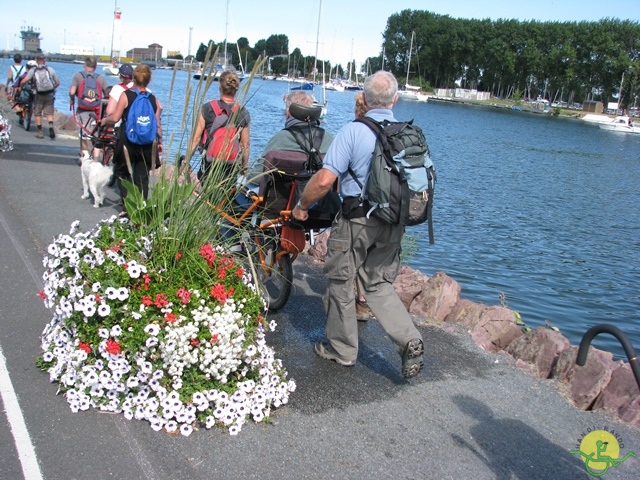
[356,300,375,322]
[314,342,356,367]
[36,129,44,139]
[49,128,55,139]
[401,338,424,379]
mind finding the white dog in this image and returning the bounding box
[80,151,114,208]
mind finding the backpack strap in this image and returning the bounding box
[348,117,385,192]
[11,65,25,81]
[202,100,241,151]
[285,126,325,171]
[347,117,396,218]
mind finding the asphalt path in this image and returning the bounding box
[1,109,639,479]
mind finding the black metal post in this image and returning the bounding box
[576,324,640,391]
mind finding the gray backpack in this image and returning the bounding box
[350,117,436,242]
[34,66,54,93]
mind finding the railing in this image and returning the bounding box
[576,324,640,391]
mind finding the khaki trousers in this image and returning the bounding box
[323,212,422,362]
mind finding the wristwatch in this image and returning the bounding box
[296,200,308,211]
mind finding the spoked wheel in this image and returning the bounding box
[24,107,31,131]
[252,238,293,312]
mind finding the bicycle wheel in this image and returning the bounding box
[253,238,293,312]
[24,106,31,131]
[103,145,114,167]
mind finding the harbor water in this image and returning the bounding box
[48,62,640,358]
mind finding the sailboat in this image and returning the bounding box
[311,0,328,117]
[397,31,428,102]
[103,2,121,76]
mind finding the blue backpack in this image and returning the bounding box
[125,88,157,145]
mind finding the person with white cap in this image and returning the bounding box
[20,53,59,139]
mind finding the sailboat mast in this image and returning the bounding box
[313,0,322,83]
[406,31,414,88]
[224,0,230,67]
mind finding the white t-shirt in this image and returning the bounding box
[109,81,134,103]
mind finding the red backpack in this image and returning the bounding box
[202,100,241,162]
[77,71,103,116]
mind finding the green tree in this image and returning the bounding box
[265,34,289,56]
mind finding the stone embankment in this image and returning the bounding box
[308,231,640,426]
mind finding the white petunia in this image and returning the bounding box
[116,287,129,301]
[98,328,110,339]
[105,287,118,300]
[179,424,193,437]
[144,324,160,336]
[97,304,111,317]
[127,263,142,279]
[165,421,178,433]
[110,325,122,337]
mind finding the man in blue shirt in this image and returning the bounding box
[292,70,424,379]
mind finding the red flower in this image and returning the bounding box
[123,263,129,270]
[210,283,228,304]
[154,293,169,308]
[95,293,102,304]
[190,338,199,347]
[38,290,46,300]
[234,267,244,278]
[217,268,227,279]
[141,295,153,306]
[79,342,91,353]
[199,244,217,267]
[142,274,151,291]
[175,252,182,261]
[176,287,191,304]
[105,338,121,355]
[165,312,177,323]
[211,333,219,344]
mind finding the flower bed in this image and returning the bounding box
[37,216,295,436]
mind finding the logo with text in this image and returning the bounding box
[570,426,636,477]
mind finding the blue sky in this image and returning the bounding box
[1,0,638,67]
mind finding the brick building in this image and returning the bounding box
[126,43,163,62]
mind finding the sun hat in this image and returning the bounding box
[27,60,37,67]
[118,63,134,78]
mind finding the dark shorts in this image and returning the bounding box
[33,92,55,117]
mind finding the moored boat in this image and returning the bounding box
[598,116,639,134]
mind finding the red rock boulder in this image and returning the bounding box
[552,346,618,410]
[505,327,570,378]
[592,363,640,415]
[392,266,429,310]
[408,271,460,323]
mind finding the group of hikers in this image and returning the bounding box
[5,55,429,379]
[185,68,427,380]
[5,53,59,137]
